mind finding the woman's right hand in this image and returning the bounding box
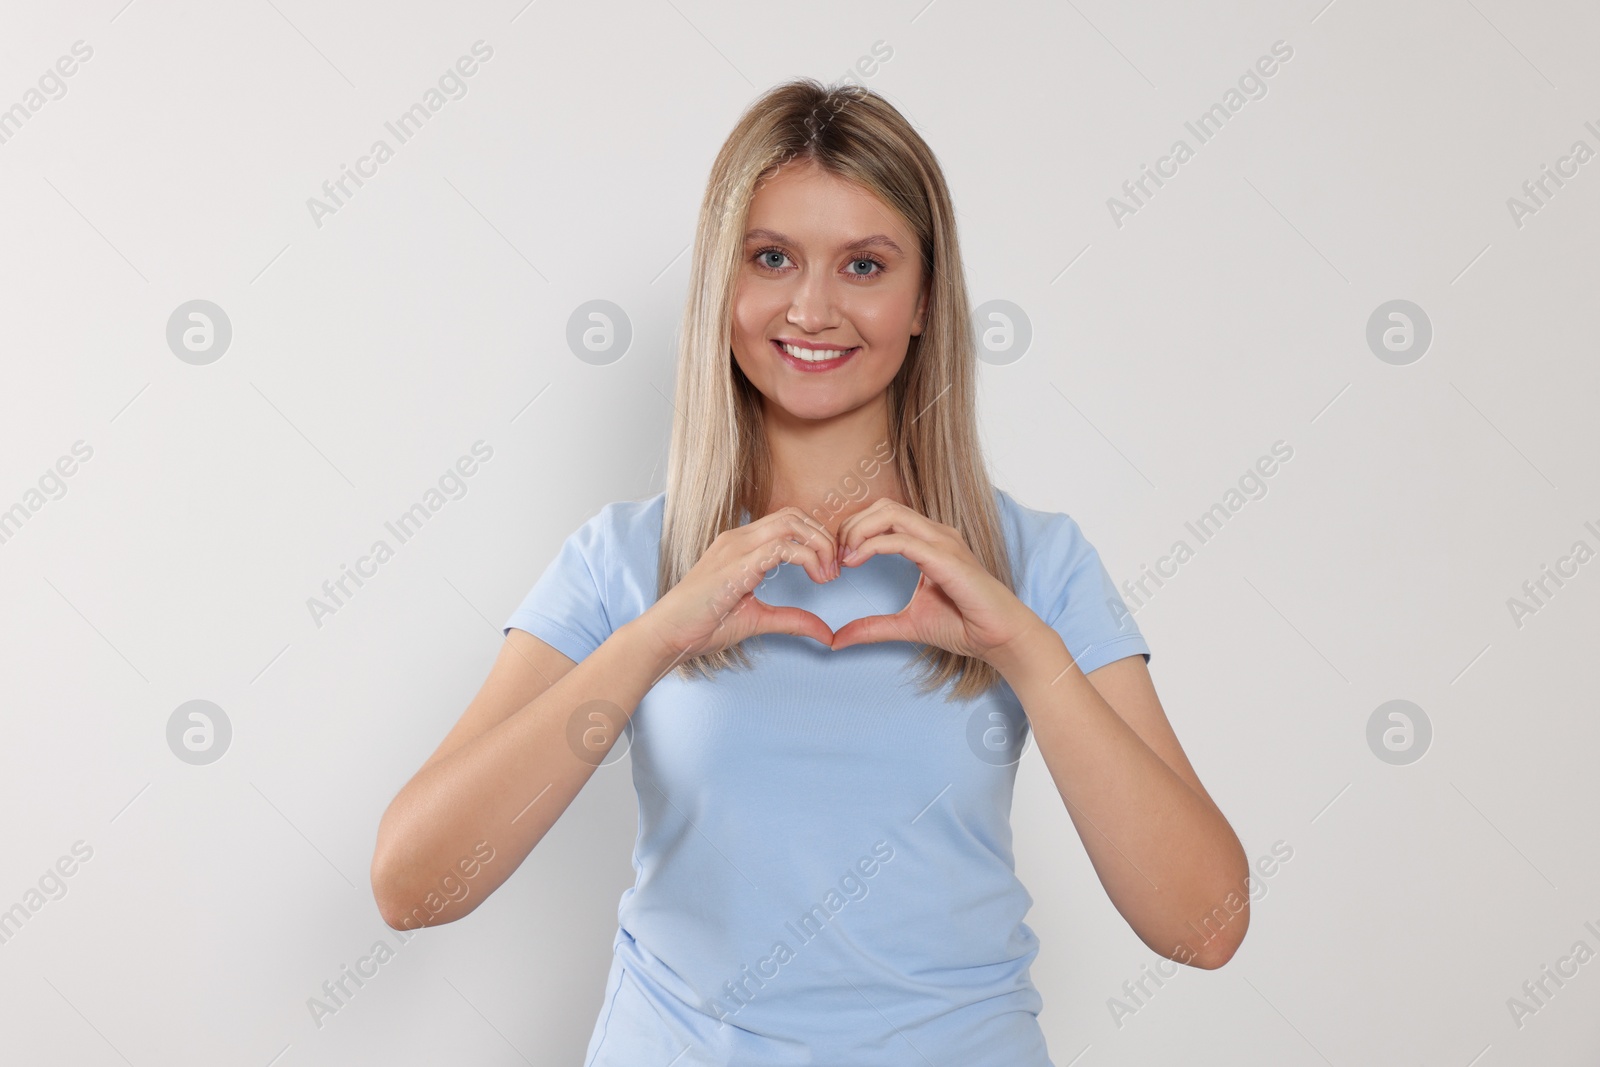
[640,506,839,661]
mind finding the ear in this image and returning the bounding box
[911,277,931,337]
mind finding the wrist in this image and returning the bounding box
[984,617,1068,684]
[619,615,694,678]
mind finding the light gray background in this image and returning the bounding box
[2,1,1597,1064]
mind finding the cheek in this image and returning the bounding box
[728,287,760,346]
[729,308,773,384]
[852,288,918,341]
[729,337,760,386]
[732,281,780,341]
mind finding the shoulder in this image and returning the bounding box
[991,486,1119,613]
[563,495,662,588]
[590,491,666,536]
[992,486,1096,566]
[576,489,662,543]
[992,486,1148,668]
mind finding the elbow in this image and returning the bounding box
[1187,841,1252,969]
[370,846,478,931]
[1185,901,1250,970]
[1172,854,1253,970]
[372,872,437,932]
[369,857,416,927]
[370,837,433,933]
[379,903,431,933]
[1187,932,1244,970]
[376,897,418,932]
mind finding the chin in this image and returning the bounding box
[770,398,845,422]
[773,390,878,422]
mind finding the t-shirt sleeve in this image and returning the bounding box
[1025,511,1150,676]
[502,506,616,664]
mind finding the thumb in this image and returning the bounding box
[830,613,910,652]
[752,603,836,647]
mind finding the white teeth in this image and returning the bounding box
[781,342,854,362]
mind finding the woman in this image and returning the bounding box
[371,78,1248,1066]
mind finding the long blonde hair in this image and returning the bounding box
[659,77,1013,701]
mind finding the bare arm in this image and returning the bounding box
[826,498,1247,968]
[369,505,839,931]
[992,628,1249,969]
[369,620,680,930]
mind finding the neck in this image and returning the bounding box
[761,392,903,537]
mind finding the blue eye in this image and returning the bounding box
[752,246,886,279]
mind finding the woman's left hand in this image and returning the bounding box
[829,498,1042,664]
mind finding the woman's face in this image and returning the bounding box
[731,159,929,424]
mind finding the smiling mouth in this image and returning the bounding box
[772,339,860,369]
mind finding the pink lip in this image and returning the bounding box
[771,338,859,372]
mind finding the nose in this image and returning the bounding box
[786,268,838,333]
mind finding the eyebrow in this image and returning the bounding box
[743,228,906,257]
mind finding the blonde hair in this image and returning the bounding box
[660,77,1013,701]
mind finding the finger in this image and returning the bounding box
[839,531,939,573]
[746,509,838,580]
[839,503,943,563]
[775,511,838,577]
[834,496,891,554]
[769,516,840,582]
[748,535,829,586]
[703,538,820,624]
[831,611,912,652]
[782,505,833,542]
[758,505,832,547]
[753,603,835,647]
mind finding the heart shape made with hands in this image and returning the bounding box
[751,542,932,650]
[734,497,1017,657]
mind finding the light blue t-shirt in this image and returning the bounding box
[503,487,1150,1066]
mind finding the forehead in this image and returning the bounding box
[745,161,912,247]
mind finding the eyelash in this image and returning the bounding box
[751,246,887,279]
